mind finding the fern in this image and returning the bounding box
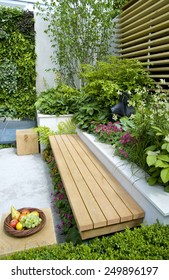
[57,119,76,135]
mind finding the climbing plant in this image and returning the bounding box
[0,6,36,119]
[36,0,128,88]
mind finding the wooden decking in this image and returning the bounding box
[49,134,144,240]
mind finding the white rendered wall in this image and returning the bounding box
[34,13,56,94]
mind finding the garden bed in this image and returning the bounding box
[77,128,169,225]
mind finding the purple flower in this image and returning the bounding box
[119,148,128,158]
[58,193,64,200]
[120,132,135,145]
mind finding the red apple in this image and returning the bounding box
[10,219,18,229]
[19,213,26,221]
[21,209,30,215]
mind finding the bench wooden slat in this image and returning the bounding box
[60,134,122,225]
[49,134,144,240]
[49,136,93,231]
[73,134,144,220]
[52,135,107,229]
[64,134,133,223]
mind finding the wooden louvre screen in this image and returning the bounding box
[118,0,169,93]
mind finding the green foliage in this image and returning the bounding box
[2,222,169,260]
[112,91,169,191]
[35,0,126,87]
[0,6,36,119]
[146,131,169,192]
[73,95,110,132]
[81,56,154,99]
[73,56,154,131]
[57,119,76,135]
[35,119,76,147]
[35,83,81,115]
[34,126,56,146]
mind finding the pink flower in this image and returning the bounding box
[119,148,128,158]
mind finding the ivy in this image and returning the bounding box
[0,6,36,119]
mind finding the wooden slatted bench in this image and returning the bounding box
[49,134,144,240]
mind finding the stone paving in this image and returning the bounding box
[0,147,65,246]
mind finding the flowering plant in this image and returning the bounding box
[43,147,77,238]
[91,89,169,191]
[92,121,123,145]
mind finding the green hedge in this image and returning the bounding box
[1,223,169,260]
[0,6,36,119]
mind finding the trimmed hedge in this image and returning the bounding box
[0,6,36,119]
[1,223,169,260]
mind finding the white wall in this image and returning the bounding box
[34,13,56,94]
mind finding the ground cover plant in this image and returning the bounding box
[35,82,82,115]
[0,6,36,119]
[1,222,169,260]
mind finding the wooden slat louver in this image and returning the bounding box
[118,0,169,91]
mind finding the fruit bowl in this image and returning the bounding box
[4,207,46,238]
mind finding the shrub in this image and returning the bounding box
[73,56,154,131]
[1,223,169,260]
[35,83,81,115]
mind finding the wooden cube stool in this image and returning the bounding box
[16,129,39,155]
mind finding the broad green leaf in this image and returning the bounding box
[155,160,169,168]
[164,185,169,193]
[161,143,167,150]
[158,155,169,162]
[146,155,157,166]
[161,168,169,184]
[145,145,157,152]
[149,166,156,172]
[161,143,169,152]
[147,177,157,185]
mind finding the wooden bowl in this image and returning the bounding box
[3,207,46,238]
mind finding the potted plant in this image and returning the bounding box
[36,83,81,131]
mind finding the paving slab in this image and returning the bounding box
[0,208,56,257]
[0,148,65,246]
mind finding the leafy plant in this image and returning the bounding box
[73,95,110,132]
[0,59,18,95]
[0,6,36,119]
[2,222,169,260]
[34,126,56,147]
[35,0,127,87]
[146,131,169,192]
[73,56,154,132]
[57,119,76,135]
[35,83,81,115]
[80,56,154,101]
[35,119,76,149]
[113,90,169,173]
[92,121,123,145]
